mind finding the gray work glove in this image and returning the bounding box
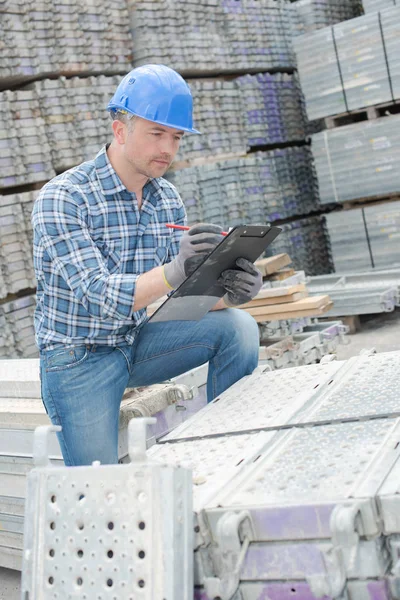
[163,223,224,289]
[219,257,263,306]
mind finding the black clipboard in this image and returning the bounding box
[149,224,282,322]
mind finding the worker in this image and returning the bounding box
[32,64,263,467]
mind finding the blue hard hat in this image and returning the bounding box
[107,64,200,134]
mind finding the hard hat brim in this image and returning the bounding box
[107,104,201,135]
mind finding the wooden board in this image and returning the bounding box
[255,284,307,299]
[266,268,296,281]
[243,295,330,317]
[239,291,308,308]
[253,302,334,323]
[255,254,291,276]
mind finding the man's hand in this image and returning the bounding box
[163,223,224,289]
[219,258,263,306]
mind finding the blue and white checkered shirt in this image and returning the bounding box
[32,145,186,351]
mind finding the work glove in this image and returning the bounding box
[163,222,224,289]
[219,257,263,307]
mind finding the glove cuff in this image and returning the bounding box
[163,261,185,290]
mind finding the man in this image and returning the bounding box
[32,64,262,467]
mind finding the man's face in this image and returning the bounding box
[123,117,184,179]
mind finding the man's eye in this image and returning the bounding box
[151,132,161,137]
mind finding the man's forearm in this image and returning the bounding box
[133,266,172,311]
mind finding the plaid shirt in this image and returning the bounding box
[32,145,186,351]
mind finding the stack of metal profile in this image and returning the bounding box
[176,79,247,162]
[312,115,400,204]
[325,209,373,272]
[0,0,131,86]
[292,27,347,120]
[177,73,308,161]
[307,270,400,315]
[0,294,37,359]
[0,191,36,299]
[0,89,55,189]
[326,204,400,272]
[335,12,393,111]
[130,0,295,74]
[33,75,120,172]
[380,6,400,101]
[292,0,361,35]
[168,147,320,227]
[260,319,349,369]
[147,350,400,599]
[363,0,397,13]
[266,216,334,276]
[236,72,307,147]
[294,7,400,121]
[364,201,400,268]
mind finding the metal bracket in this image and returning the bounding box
[307,503,362,599]
[128,417,157,462]
[167,383,198,411]
[320,353,338,364]
[33,425,62,467]
[204,510,254,600]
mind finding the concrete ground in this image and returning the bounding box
[334,308,400,360]
[1,309,400,598]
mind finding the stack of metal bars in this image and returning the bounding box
[364,201,400,268]
[311,115,400,204]
[0,191,36,299]
[307,270,400,316]
[292,27,347,120]
[335,12,392,111]
[0,0,131,86]
[325,210,373,272]
[32,75,120,172]
[168,147,320,228]
[363,0,397,12]
[146,350,400,599]
[236,73,307,147]
[176,79,247,161]
[292,0,362,35]
[0,1,38,83]
[294,6,400,121]
[381,6,400,100]
[129,0,295,74]
[0,89,55,189]
[0,295,37,359]
[266,216,334,276]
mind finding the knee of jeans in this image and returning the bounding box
[224,308,259,349]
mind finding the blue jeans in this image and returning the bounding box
[40,309,259,466]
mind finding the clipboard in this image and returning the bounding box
[149,224,282,322]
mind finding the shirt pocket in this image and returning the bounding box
[96,240,122,274]
[153,233,172,266]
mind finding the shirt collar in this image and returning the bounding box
[94,145,166,199]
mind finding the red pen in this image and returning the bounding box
[166,223,228,236]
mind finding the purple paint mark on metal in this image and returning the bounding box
[250,505,334,540]
[256,582,332,600]
[367,580,390,600]
[242,542,326,580]
[194,590,209,600]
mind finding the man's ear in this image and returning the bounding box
[112,120,127,145]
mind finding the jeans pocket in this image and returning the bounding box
[45,346,89,372]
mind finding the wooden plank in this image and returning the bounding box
[255,254,291,276]
[255,284,307,299]
[252,302,334,323]
[266,268,296,281]
[239,291,308,308]
[244,295,330,317]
